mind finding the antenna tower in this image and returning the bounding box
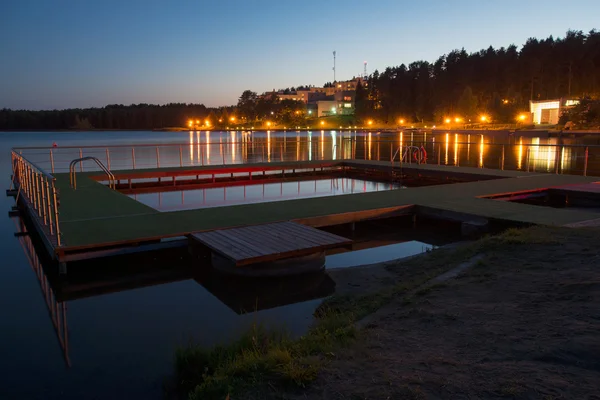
[363,61,367,79]
[333,51,336,82]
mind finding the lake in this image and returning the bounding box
[1,129,596,399]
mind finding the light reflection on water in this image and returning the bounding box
[130,178,399,212]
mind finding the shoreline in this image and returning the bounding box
[174,225,600,399]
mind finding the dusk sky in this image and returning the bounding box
[2,0,599,110]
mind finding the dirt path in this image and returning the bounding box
[303,227,600,399]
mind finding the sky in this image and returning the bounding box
[1,0,599,110]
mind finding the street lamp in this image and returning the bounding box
[399,119,405,124]
[480,115,488,122]
[368,120,373,126]
[445,118,451,124]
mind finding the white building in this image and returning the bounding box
[530,98,579,125]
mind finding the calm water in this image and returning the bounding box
[130,178,399,212]
[1,129,591,399]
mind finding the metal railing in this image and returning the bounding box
[342,137,600,177]
[14,137,348,175]
[11,150,62,246]
[69,157,115,190]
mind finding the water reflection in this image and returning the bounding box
[14,130,596,176]
[131,178,399,212]
[12,213,336,370]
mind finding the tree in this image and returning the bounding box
[457,86,478,119]
[237,90,258,121]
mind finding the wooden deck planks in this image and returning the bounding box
[191,221,351,266]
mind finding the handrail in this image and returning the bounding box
[69,157,115,190]
[391,146,402,165]
[11,150,62,247]
[11,150,56,180]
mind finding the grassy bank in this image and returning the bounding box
[173,237,487,399]
[173,226,600,399]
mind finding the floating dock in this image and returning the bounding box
[8,149,600,271]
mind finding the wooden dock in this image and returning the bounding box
[9,158,600,264]
[190,221,352,266]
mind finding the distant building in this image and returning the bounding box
[317,100,338,117]
[270,77,365,116]
[530,98,579,125]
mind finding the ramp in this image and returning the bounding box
[190,221,352,266]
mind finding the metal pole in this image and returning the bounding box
[37,173,43,215]
[179,145,183,167]
[33,171,39,214]
[26,165,32,202]
[584,147,589,176]
[41,176,47,224]
[156,147,160,168]
[52,181,61,246]
[79,148,83,172]
[46,181,54,235]
[501,145,505,170]
[106,148,111,170]
[50,150,55,174]
[132,148,136,169]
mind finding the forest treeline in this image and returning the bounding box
[355,29,600,123]
[1,30,599,130]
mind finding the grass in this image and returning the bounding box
[173,226,571,400]
[175,318,356,399]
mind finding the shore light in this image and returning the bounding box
[399,119,405,124]
[480,115,488,122]
[368,120,373,126]
[454,117,461,123]
[230,117,236,122]
[320,121,325,126]
[518,114,526,121]
[445,118,451,124]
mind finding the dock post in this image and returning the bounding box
[33,170,40,213]
[584,147,589,176]
[52,182,61,246]
[79,148,83,172]
[41,176,47,225]
[32,171,39,215]
[106,148,111,170]
[50,150,55,174]
[501,145,505,170]
[46,181,53,235]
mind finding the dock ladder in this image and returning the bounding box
[69,157,116,190]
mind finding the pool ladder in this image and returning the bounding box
[69,157,116,190]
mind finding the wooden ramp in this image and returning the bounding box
[190,222,352,267]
